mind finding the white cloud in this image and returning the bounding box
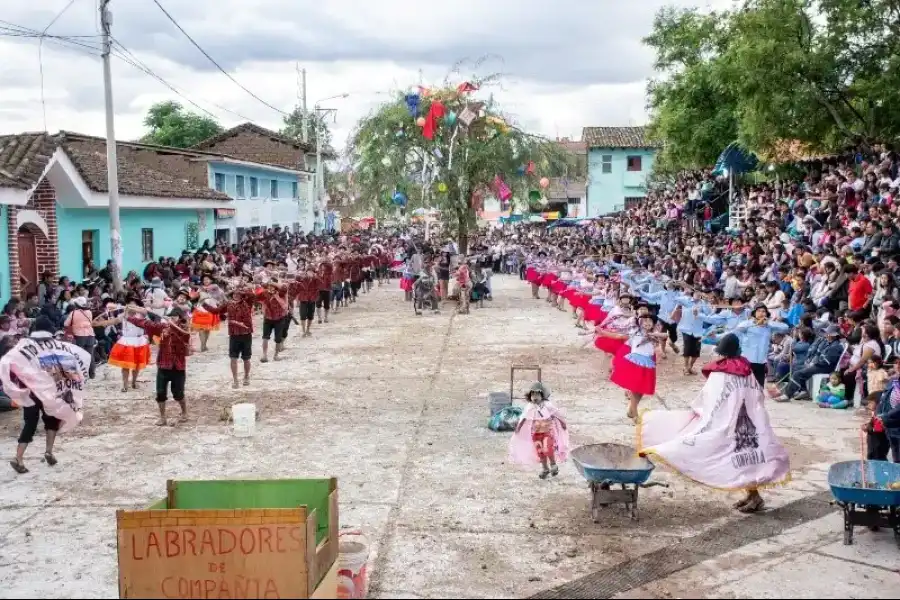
[0,0,733,148]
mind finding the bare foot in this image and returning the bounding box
[179,413,189,423]
[232,381,239,389]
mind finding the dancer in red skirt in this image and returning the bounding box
[525,260,544,299]
[609,313,669,419]
[593,294,636,356]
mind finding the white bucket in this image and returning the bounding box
[336,531,369,599]
[231,403,256,437]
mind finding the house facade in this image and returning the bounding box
[583,126,659,217]
[191,123,316,242]
[0,132,232,305]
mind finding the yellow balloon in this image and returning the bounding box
[438,182,448,192]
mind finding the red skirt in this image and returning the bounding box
[594,335,625,355]
[560,287,577,302]
[191,311,220,332]
[550,280,567,295]
[400,278,413,291]
[525,267,540,283]
[610,352,656,395]
[541,273,558,288]
[584,304,607,323]
[572,292,590,310]
[108,343,151,371]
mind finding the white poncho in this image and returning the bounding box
[0,332,91,433]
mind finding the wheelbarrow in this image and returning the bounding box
[828,460,900,547]
[571,443,668,522]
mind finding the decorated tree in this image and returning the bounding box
[348,75,566,252]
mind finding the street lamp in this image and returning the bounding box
[312,93,349,232]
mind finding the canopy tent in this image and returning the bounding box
[713,142,758,176]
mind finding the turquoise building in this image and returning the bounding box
[0,131,232,304]
[582,126,659,217]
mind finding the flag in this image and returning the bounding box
[457,81,479,93]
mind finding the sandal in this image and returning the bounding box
[260,357,269,363]
[9,460,28,474]
[44,452,57,467]
[243,377,250,387]
[538,469,551,480]
[550,466,559,477]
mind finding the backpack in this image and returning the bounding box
[488,406,523,432]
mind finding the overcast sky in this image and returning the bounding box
[0,0,730,150]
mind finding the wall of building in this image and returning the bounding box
[56,206,214,280]
[207,162,313,242]
[8,179,60,300]
[0,206,10,306]
[586,148,656,217]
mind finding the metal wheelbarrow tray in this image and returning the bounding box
[827,460,900,547]
[571,443,668,522]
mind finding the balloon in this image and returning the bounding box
[381,157,392,167]
[391,191,408,206]
[416,116,426,127]
[539,177,550,189]
[445,112,457,126]
[437,182,448,193]
[395,130,404,138]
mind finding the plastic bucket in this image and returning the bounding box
[336,531,369,599]
[231,403,256,437]
[489,391,511,416]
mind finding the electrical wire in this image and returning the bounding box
[149,0,290,117]
[37,0,81,130]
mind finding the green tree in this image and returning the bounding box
[140,101,223,148]
[645,0,900,167]
[280,107,334,150]
[348,76,565,251]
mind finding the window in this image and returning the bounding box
[250,177,259,198]
[270,179,279,199]
[235,175,246,198]
[236,227,246,241]
[601,155,612,174]
[141,228,154,261]
[291,181,299,198]
[214,173,225,192]
[624,197,645,209]
[626,156,643,172]
[215,228,230,244]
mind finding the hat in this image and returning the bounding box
[715,333,741,358]
[72,296,88,308]
[824,324,842,336]
[528,381,550,400]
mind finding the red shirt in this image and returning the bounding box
[848,275,873,311]
[349,258,362,282]
[129,317,189,371]
[292,276,319,303]
[318,262,333,290]
[260,288,289,321]
[334,260,349,284]
[206,296,255,336]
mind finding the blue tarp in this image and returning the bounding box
[713,142,758,176]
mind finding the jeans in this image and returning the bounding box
[74,335,96,378]
[784,365,831,398]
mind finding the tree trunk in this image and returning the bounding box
[457,212,469,255]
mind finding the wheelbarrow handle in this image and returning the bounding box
[639,482,670,489]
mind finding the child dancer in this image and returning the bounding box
[191,276,223,352]
[101,298,151,392]
[593,294,636,357]
[609,314,668,419]
[509,382,570,479]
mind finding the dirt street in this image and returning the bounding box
[0,276,893,599]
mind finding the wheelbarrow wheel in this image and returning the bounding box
[843,504,854,546]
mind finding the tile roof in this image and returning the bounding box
[193,122,314,153]
[546,177,586,200]
[0,132,57,189]
[59,133,230,200]
[582,126,659,149]
[0,131,229,200]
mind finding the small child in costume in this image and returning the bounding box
[509,382,570,479]
[817,372,848,409]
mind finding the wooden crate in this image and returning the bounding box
[116,478,338,599]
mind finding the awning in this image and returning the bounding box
[713,142,758,176]
[216,208,236,218]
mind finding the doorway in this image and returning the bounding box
[17,229,37,297]
[82,229,99,277]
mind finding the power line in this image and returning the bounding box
[149,0,290,117]
[40,0,82,130]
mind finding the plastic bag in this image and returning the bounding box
[489,406,523,432]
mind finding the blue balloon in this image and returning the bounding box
[392,191,408,206]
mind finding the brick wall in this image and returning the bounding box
[8,179,59,299]
[202,130,306,171]
[124,147,209,188]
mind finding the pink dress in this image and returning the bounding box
[509,402,571,466]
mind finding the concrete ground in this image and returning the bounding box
[0,275,896,598]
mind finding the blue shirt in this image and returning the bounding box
[641,289,679,324]
[734,319,790,364]
[676,296,713,337]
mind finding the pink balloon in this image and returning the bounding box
[539,177,550,188]
[416,117,426,127]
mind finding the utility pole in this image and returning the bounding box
[301,67,308,145]
[100,0,123,292]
